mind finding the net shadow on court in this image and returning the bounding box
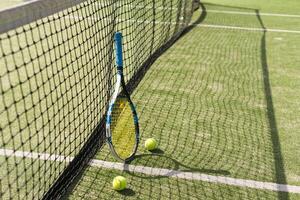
[64,2,289,200]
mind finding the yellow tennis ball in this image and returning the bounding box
[112,176,126,190]
[112,179,121,190]
[145,138,157,151]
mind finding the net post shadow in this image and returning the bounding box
[255,10,289,200]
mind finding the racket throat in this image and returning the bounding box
[117,67,123,75]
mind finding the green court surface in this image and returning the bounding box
[0,0,299,199]
[65,0,300,199]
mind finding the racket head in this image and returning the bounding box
[106,94,139,162]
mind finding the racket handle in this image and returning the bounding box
[114,32,123,67]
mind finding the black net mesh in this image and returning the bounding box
[0,0,195,199]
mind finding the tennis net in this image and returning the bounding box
[0,0,195,199]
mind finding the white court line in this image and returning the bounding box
[202,9,300,18]
[0,148,73,162]
[197,24,300,34]
[1,148,300,193]
[64,15,300,34]
[96,3,175,11]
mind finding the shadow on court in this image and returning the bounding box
[128,151,231,178]
[64,2,289,200]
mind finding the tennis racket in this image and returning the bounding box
[106,32,140,162]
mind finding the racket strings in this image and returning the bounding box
[110,97,136,159]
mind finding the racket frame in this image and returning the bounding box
[105,32,140,162]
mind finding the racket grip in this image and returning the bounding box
[114,32,123,67]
